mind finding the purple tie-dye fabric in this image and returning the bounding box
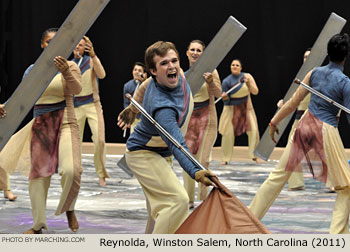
[285,111,327,183]
[184,105,209,155]
[29,109,64,180]
[232,101,250,136]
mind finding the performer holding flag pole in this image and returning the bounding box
[117,41,215,234]
[125,93,212,172]
[214,77,245,104]
[218,59,261,165]
[249,33,350,234]
[294,78,350,113]
[126,93,271,235]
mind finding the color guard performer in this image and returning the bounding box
[117,41,215,233]
[122,62,147,133]
[249,34,350,234]
[182,40,222,208]
[0,28,82,234]
[72,36,109,187]
[276,48,311,191]
[218,59,260,164]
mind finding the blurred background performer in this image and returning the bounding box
[182,40,222,208]
[122,62,147,133]
[72,36,109,187]
[218,59,260,165]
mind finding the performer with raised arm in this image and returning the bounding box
[0,28,82,234]
[249,33,350,234]
[218,59,260,165]
[117,41,215,234]
[122,62,147,133]
[72,36,109,187]
[182,40,221,208]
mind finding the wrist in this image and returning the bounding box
[61,65,69,73]
[130,105,139,114]
[90,50,96,58]
[194,170,201,182]
[269,121,277,127]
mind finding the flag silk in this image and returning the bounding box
[176,177,270,234]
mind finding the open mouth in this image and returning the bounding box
[167,72,177,79]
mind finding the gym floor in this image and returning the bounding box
[0,144,346,234]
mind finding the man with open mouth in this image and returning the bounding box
[117,41,215,233]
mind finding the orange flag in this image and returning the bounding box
[176,177,270,234]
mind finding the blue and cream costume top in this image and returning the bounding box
[23,64,66,118]
[72,55,95,107]
[308,62,350,127]
[185,69,209,110]
[126,75,199,178]
[123,79,141,108]
[221,72,247,106]
[123,79,141,119]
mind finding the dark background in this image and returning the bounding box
[1,0,350,148]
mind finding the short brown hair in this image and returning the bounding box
[187,39,206,50]
[144,41,179,71]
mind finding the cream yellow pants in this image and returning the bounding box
[249,137,350,233]
[287,119,305,189]
[330,188,350,234]
[221,109,259,162]
[0,168,10,191]
[182,123,213,202]
[126,150,189,234]
[29,123,80,231]
[75,102,108,179]
[130,118,141,133]
[183,171,207,203]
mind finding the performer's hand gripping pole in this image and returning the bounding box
[125,93,208,171]
[214,79,244,104]
[294,79,350,114]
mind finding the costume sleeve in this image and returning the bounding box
[245,73,258,95]
[130,77,152,114]
[91,56,106,79]
[221,78,230,93]
[342,80,350,124]
[207,69,222,98]
[123,83,130,108]
[22,64,34,80]
[271,71,311,125]
[154,108,201,179]
[62,61,82,95]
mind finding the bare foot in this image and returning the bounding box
[4,190,17,201]
[99,177,107,187]
[288,186,305,191]
[23,228,42,234]
[253,157,264,164]
[327,187,336,193]
[66,210,79,232]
